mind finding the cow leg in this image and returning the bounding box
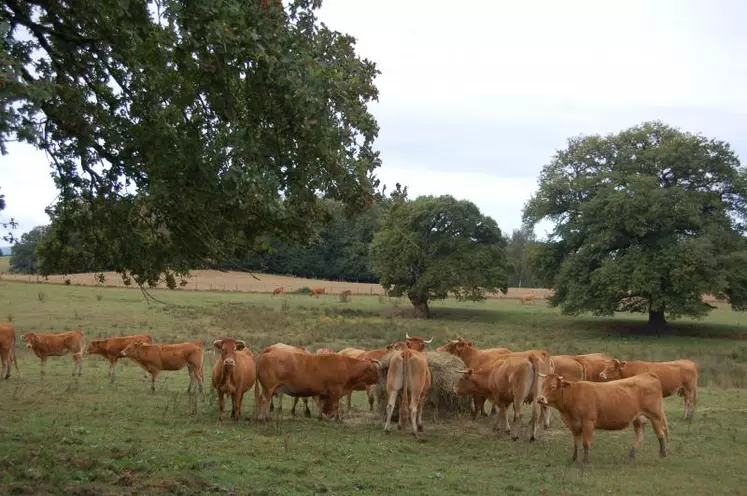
[366,386,375,412]
[494,405,510,434]
[683,387,695,420]
[629,418,645,459]
[76,353,83,376]
[644,411,669,458]
[529,399,540,442]
[1,355,6,380]
[108,359,117,382]
[218,392,225,422]
[581,420,594,463]
[416,391,426,432]
[150,371,159,393]
[571,430,582,462]
[290,397,299,416]
[303,397,312,418]
[383,389,400,433]
[346,392,353,412]
[41,357,47,377]
[409,395,419,437]
[510,397,524,441]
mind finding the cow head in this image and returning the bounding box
[537,373,570,407]
[386,341,406,352]
[435,337,472,355]
[454,368,478,396]
[405,333,433,352]
[20,332,38,350]
[120,341,146,358]
[213,339,247,368]
[359,358,382,386]
[86,340,102,354]
[599,359,625,381]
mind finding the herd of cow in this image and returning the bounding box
[0,323,699,464]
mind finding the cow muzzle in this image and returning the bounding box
[599,372,607,380]
[223,358,235,368]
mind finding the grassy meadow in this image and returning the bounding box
[1,279,747,495]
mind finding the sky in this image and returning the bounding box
[2,0,747,242]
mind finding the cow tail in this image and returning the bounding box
[574,357,588,381]
[253,352,263,419]
[529,354,541,401]
[12,344,19,374]
[400,349,411,424]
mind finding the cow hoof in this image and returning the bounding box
[529,436,536,443]
[417,425,424,432]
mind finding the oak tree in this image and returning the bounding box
[523,121,747,327]
[370,194,509,318]
[2,0,381,288]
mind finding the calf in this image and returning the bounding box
[436,337,511,418]
[383,348,432,438]
[21,330,85,376]
[455,354,549,441]
[86,333,153,381]
[0,324,19,379]
[537,372,669,464]
[254,348,381,421]
[211,339,256,422]
[120,341,204,393]
[600,358,699,420]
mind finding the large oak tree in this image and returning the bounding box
[370,194,509,318]
[1,0,381,288]
[523,121,747,327]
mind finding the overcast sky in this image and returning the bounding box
[1,0,746,241]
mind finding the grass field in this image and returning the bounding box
[0,256,9,273]
[1,280,747,495]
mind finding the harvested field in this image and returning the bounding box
[0,268,555,299]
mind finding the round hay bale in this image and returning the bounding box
[374,351,474,422]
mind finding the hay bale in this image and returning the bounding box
[374,351,474,421]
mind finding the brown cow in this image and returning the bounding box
[537,372,669,463]
[22,330,85,376]
[211,339,256,422]
[519,293,535,305]
[272,287,284,296]
[599,358,699,420]
[261,343,314,417]
[436,337,512,418]
[120,341,204,393]
[0,324,19,379]
[455,354,549,441]
[309,287,326,297]
[574,353,613,382]
[383,347,432,437]
[254,348,381,421]
[86,333,153,381]
[550,355,586,382]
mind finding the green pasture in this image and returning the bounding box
[1,280,746,495]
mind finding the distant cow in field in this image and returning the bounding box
[211,338,256,422]
[600,358,699,420]
[538,372,669,463]
[309,287,326,297]
[22,330,85,376]
[519,293,535,305]
[272,287,284,296]
[86,333,153,382]
[0,324,19,379]
[120,341,204,394]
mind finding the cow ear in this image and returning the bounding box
[561,380,571,388]
[236,340,247,350]
[213,340,223,351]
[467,341,473,347]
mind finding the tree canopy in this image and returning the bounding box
[2,0,381,288]
[370,194,509,318]
[523,121,747,327]
[9,224,48,273]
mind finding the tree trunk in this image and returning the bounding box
[648,310,667,328]
[408,294,431,319]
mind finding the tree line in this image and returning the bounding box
[3,0,747,325]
